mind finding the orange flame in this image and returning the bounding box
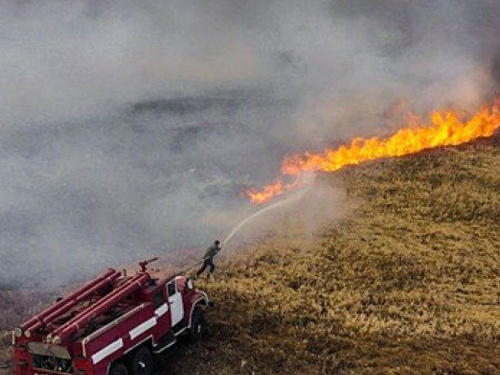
[248,104,500,204]
[246,179,300,205]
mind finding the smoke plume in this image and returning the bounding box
[0,0,499,286]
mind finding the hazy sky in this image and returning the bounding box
[1,0,499,286]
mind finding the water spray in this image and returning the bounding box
[175,184,311,277]
[223,186,311,246]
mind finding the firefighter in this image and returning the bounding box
[196,240,222,278]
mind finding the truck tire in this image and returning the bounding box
[189,307,208,341]
[129,347,153,375]
[110,363,129,375]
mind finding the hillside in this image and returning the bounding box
[172,136,500,374]
[1,136,500,375]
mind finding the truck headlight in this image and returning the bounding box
[52,336,62,345]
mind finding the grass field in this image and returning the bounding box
[1,136,499,374]
[183,136,500,375]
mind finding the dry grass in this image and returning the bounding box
[2,137,500,375]
[177,137,500,375]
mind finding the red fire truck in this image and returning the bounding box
[12,259,212,375]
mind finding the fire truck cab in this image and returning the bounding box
[12,260,212,375]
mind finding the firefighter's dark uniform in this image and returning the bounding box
[196,242,221,276]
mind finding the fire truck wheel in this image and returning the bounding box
[130,347,154,375]
[189,307,208,341]
[110,363,129,375]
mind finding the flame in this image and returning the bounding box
[248,104,500,204]
[246,179,300,205]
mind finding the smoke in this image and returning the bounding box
[0,0,499,286]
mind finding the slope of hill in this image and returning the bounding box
[171,137,500,375]
[1,137,499,375]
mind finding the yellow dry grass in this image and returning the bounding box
[183,138,500,375]
[2,137,500,375]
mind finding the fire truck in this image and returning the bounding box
[12,258,212,375]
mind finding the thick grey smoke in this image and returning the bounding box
[0,0,499,287]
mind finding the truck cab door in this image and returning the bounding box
[167,279,184,327]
